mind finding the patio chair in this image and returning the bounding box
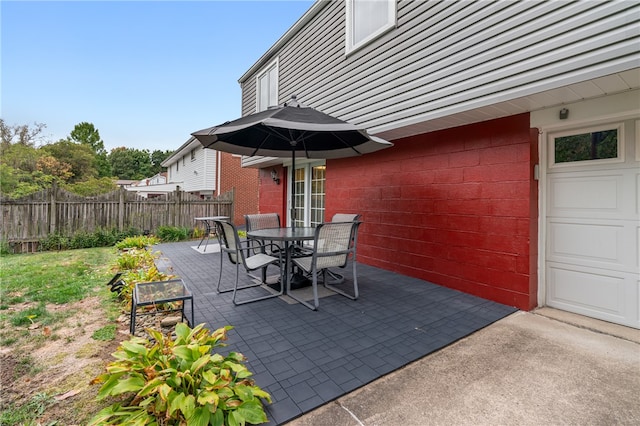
[245,213,282,282]
[291,221,362,310]
[214,219,283,305]
[325,213,362,283]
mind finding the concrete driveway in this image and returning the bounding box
[287,308,640,425]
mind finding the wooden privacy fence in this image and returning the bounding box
[1,185,234,247]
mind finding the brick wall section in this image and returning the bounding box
[258,165,287,220]
[219,152,259,226]
[325,114,538,310]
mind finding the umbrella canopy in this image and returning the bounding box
[191,95,393,227]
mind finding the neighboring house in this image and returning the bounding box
[161,136,259,224]
[115,179,136,188]
[126,172,178,199]
[236,1,639,328]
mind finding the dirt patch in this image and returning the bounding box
[0,296,130,425]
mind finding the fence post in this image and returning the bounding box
[174,186,182,227]
[119,187,125,231]
[50,182,57,234]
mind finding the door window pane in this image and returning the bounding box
[293,167,306,228]
[310,165,326,227]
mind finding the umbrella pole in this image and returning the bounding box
[290,151,296,231]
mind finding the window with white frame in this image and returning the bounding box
[346,0,396,54]
[289,161,326,228]
[549,123,623,168]
[190,149,196,161]
[257,59,278,112]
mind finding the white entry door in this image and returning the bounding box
[545,118,639,329]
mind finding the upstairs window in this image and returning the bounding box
[257,59,278,111]
[346,0,396,54]
[190,149,196,161]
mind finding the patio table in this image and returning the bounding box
[194,216,228,251]
[246,227,315,293]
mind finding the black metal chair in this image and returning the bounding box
[291,221,362,310]
[214,219,283,305]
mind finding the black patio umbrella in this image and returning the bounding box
[192,95,393,229]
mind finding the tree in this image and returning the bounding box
[150,149,172,175]
[69,122,111,177]
[1,119,48,153]
[43,140,98,183]
[108,147,153,180]
[63,177,117,196]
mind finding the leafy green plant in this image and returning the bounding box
[155,226,190,242]
[39,232,70,251]
[115,235,160,250]
[34,228,141,253]
[0,239,10,255]
[115,249,156,271]
[90,323,271,426]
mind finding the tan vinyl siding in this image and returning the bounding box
[240,0,639,134]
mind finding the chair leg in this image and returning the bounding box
[217,251,262,294]
[232,262,284,306]
[323,261,358,300]
[287,266,319,311]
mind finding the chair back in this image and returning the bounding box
[331,213,361,222]
[245,213,280,231]
[313,221,361,269]
[215,220,242,265]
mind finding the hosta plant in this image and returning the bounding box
[89,323,271,426]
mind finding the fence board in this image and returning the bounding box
[0,186,234,244]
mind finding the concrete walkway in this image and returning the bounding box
[288,309,640,425]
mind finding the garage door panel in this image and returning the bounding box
[547,219,637,272]
[547,263,638,327]
[548,173,622,216]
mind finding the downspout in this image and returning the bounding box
[216,150,222,196]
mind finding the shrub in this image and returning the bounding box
[36,228,141,252]
[115,235,160,250]
[38,233,70,251]
[89,323,271,426]
[69,231,100,249]
[155,226,190,242]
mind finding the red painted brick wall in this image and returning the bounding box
[258,165,286,219]
[325,114,538,310]
[219,152,259,226]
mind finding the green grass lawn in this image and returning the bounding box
[0,247,117,330]
[0,247,121,425]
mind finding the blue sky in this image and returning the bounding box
[1,0,314,152]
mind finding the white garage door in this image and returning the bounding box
[546,118,639,329]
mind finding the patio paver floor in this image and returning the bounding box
[154,241,517,424]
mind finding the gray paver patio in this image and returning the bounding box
[153,241,517,424]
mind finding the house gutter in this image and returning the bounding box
[238,0,329,84]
